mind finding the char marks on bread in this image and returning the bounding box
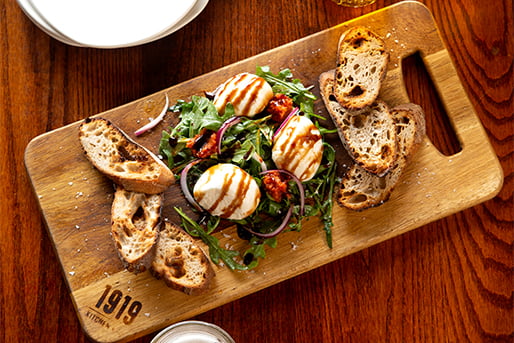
[334,26,389,110]
[391,103,426,162]
[151,221,215,296]
[79,117,174,194]
[79,117,217,295]
[111,187,162,273]
[320,26,426,210]
[336,103,426,210]
[320,71,397,176]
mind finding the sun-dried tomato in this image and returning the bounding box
[266,93,294,123]
[186,129,217,158]
[262,170,290,203]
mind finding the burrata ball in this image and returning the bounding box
[272,115,324,181]
[193,163,261,220]
[213,73,273,118]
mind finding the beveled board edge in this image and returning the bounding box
[24,2,503,342]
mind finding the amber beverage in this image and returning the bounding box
[331,0,376,7]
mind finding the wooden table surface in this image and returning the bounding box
[1,0,512,342]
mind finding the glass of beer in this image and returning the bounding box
[331,0,376,7]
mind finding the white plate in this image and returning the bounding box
[16,0,79,46]
[29,0,197,48]
[157,0,209,38]
[121,0,210,47]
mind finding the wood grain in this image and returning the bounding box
[1,0,512,342]
[23,3,504,341]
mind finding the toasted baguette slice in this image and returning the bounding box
[79,117,174,194]
[336,103,426,210]
[392,104,426,161]
[334,26,389,110]
[151,222,214,295]
[320,71,397,176]
[111,187,163,273]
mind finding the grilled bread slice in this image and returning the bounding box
[79,117,174,194]
[319,71,397,176]
[151,221,215,295]
[334,26,389,110]
[111,187,163,273]
[392,104,426,161]
[336,103,426,210]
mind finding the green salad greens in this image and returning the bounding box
[159,66,337,270]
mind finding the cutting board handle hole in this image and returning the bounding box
[401,52,462,156]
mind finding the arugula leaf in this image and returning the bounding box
[303,143,337,248]
[159,130,173,166]
[160,66,338,270]
[171,95,232,138]
[256,66,316,116]
[175,207,250,270]
[242,236,277,269]
[216,116,274,177]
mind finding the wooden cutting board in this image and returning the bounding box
[24,2,503,342]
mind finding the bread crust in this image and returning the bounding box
[111,187,163,273]
[319,38,426,210]
[391,103,426,161]
[151,222,215,296]
[336,103,426,210]
[334,26,389,110]
[320,71,397,176]
[79,117,174,194]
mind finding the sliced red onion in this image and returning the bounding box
[244,205,293,238]
[216,116,242,154]
[252,151,267,172]
[273,107,299,139]
[260,169,305,216]
[180,159,204,212]
[134,94,169,136]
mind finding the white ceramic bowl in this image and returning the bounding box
[151,321,235,343]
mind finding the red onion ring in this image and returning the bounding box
[134,94,169,136]
[180,159,204,212]
[216,116,242,154]
[272,107,299,140]
[243,205,293,238]
[260,169,305,216]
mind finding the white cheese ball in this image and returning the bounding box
[272,115,324,181]
[193,163,261,220]
[213,73,273,118]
